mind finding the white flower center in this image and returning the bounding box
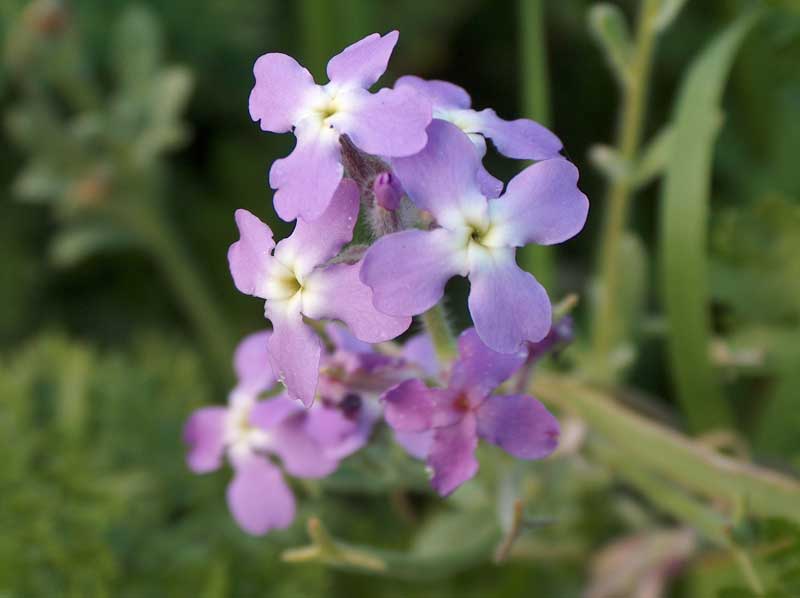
[225,394,271,461]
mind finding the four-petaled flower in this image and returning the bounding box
[395,75,563,197]
[228,179,410,406]
[382,328,560,496]
[361,119,588,354]
[183,331,369,535]
[249,32,432,222]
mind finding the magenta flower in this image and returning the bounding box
[229,180,411,406]
[361,120,588,354]
[395,75,563,197]
[183,331,355,535]
[249,32,432,222]
[382,328,560,496]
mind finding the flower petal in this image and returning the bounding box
[305,404,375,460]
[271,413,339,478]
[269,119,343,222]
[326,31,398,89]
[471,108,562,160]
[449,328,527,395]
[488,158,589,247]
[303,262,411,343]
[337,86,431,157]
[477,165,504,199]
[391,119,485,227]
[393,429,433,460]
[226,456,295,535]
[273,179,359,276]
[249,395,301,431]
[183,407,227,473]
[267,304,321,407]
[395,75,471,109]
[228,209,275,298]
[360,228,465,317]
[428,415,479,496]
[325,322,372,354]
[468,254,551,353]
[476,394,560,459]
[249,53,316,133]
[233,330,276,394]
[402,334,439,378]
[382,379,435,432]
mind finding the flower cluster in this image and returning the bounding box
[185,31,588,534]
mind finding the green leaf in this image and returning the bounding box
[588,3,634,86]
[654,0,690,32]
[112,4,163,90]
[633,125,674,189]
[49,225,136,267]
[659,12,762,433]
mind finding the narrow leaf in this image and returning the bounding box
[589,3,634,86]
[659,12,761,432]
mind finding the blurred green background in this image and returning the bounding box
[2,0,800,596]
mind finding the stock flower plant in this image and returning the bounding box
[186,30,588,535]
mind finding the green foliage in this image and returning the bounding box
[659,11,761,432]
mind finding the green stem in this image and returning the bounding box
[283,517,502,580]
[592,441,732,546]
[533,374,800,524]
[421,304,457,364]
[590,0,661,381]
[517,0,554,290]
[119,203,235,385]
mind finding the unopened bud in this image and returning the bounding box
[372,172,404,211]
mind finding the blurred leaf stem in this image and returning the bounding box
[517,0,554,290]
[112,202,234,385]
[589,0,661,382]
[533,374,800,524]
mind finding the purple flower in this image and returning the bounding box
[382,328,560,496]
[184,330,355,535]
[249,32,432,222]
[229,179,411,406]
[361,120,588,354]
[395,76,563,197]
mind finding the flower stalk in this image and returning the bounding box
[590,0,661,381]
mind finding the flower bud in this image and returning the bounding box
[372,172,404,211]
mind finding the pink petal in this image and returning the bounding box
[472,108,562,160]
[382,379,436,433]
[226,456,295,535]
[326,31,398,88]
[233,330,276,394]
[249,53,316,133]
[227,209,275,298]
[273,179,359,276]
[303,262,411,343]
[183,406,227,473]
[428,415,479,496]
[269,119,343,222]
[449,328,527,396]
[305,404,375,460]
[360,228,464,317]
[476,394,560,459]
[266,305,321,407]
[391,119,484,226]
[393,429,433,460]
[249,395,301,431]
[394,75,472,109]
[271,413,339,478]
[402,334,439,378]
[337,86,431,158]
[489,158,589,247]
[467,255,551,353]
